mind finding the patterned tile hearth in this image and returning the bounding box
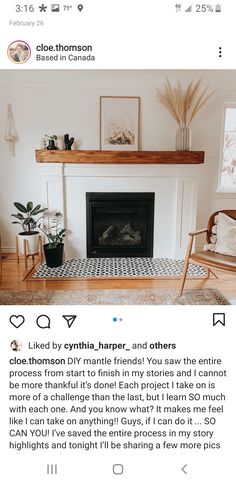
[31,257,207,279]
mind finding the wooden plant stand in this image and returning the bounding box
[16,235,44,269]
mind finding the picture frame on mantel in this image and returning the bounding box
[100,96,140,151]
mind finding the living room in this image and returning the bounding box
[0,69,236,304]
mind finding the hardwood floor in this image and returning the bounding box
[0,254,236,301]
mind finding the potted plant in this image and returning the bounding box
[11,201,47,255]
[39,212,66,268]
[44,134,58,150]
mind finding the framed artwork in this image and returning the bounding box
[100,96,140,150]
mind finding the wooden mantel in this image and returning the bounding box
[35,149,204,164]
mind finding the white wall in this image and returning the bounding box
[1,69,236,252]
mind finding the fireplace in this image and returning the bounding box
[86,192,155,257]
[40,163,200,259]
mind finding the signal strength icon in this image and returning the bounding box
[185,5,192,12]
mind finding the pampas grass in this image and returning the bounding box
[156,79,214,127]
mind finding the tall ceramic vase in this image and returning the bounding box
[176,126,191,151]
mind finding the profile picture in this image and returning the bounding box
[7,41,31,64]
[10,339,23,352]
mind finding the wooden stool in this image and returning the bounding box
[16,235,43,269]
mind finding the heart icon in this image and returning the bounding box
[9,315,25,328]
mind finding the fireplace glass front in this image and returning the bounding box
[86,192,155,258]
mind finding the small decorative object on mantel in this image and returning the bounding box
[4,103,18,155]
[44,134,58,150]
[156,79,214,151]
[64,133,74,150]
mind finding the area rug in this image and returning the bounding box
[30,257,207,280]
[0,288,229,305]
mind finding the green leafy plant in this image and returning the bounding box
[11,201,47,233]
[44,134,57,141]
[39,212,66,248]
[44,134,57,148]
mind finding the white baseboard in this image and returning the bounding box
[1,247,15,253]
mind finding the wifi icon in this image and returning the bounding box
[185,5,192,12]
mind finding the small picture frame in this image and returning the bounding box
[100,96,140,150]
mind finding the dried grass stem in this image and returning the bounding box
[156,79,214,127]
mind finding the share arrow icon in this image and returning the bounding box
[62,315,77,328]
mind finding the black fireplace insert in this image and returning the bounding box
[86,192,155,257]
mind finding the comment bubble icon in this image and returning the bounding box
[36,314,51,329]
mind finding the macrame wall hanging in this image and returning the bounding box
[4,103,18,155]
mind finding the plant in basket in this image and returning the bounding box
[11,201,47,255]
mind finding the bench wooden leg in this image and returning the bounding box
[179,235,194,296]
[209,268,218,279]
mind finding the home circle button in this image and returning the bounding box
[113,464,124,475]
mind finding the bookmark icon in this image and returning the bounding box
[213,313,225,327]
